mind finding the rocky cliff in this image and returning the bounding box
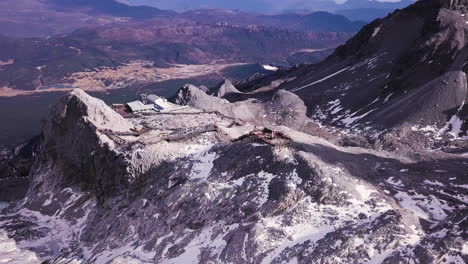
[0,87,466,263]
[235,0,468,153]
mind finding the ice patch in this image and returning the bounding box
[259,192,393,264]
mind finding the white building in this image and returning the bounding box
[126,101,155,113]
[147,94,187,112]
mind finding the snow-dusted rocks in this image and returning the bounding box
[0,88,466,263]
[210,80,242,99]
[38,89,135,200]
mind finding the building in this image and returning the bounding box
[147,94,187,112]
[126,101,154,113]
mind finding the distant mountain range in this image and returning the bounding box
[129,0,415,15]
[0,20,353,91]
[335,0,416,21]
[0,0,366,38]
[335,8,397,22]
[181,10,366,32]
[237,0,468,138]
[0,0,366,93]
[50,0,176,18]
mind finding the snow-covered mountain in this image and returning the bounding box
[0,0,467,263]
[239,0,468,149]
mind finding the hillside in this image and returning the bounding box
[0,21,353,92]
[0,0,365,38]
[236,0,468,151]
[181,10,366,33]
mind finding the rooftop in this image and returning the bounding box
[126,101,154,112]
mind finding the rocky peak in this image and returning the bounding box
[210,80,241,98]
[0,87,467,264]
[47,89,133,133]
[36,89,134,202]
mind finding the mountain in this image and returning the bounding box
[0,21,352,91]
[129,0,413,14]
[0,0,117,38]
[0,1,467,263]
[337,0,415,10]
[0,0,365,38]
[181,10,366,33]
[0,84,465,263]
[287,11,365,32]
[50,0,176,19]
[335,8,397,22]
[335,0,415,22]
[0,0,176,38]
[236,0,468,146]
[128,0,338,13]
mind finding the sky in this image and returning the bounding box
[127,0,412,13]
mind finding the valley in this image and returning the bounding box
[0,62,254,97]
[0,20,352,93]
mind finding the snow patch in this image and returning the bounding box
[263,65,279,71]
[189,149,218,180]
[0,230,40,264]
[291,67,350,92]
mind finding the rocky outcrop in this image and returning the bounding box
[240,0,468,151]
[0,90,466,263]
[173,83,313,131]
[171,84,235,117]
[0,135,42,201]
[31,89,134,202]
[210,80,242,99]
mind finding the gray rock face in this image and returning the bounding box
[172,84,235,117]
[172,84,312,132]
[371,71,467,129]
[35,89,135,202]
[210,80,242,99]
[223,0,468,154]
[0,135,42,201]
[0,89,466,264]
